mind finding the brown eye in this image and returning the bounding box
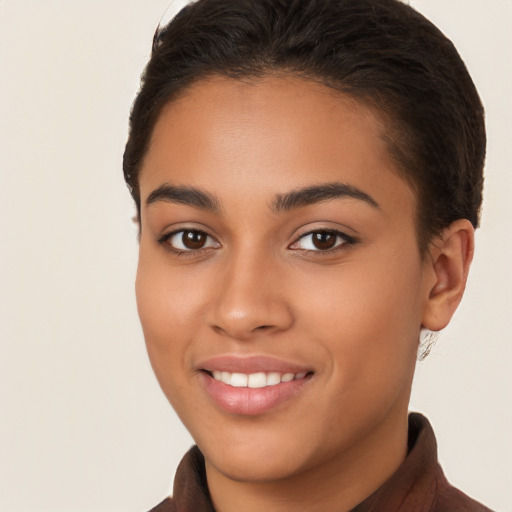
[290,229,354,253]
[163,229,220,252]
[182,230,207,249]
[311,232,337,250]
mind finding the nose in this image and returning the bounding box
[207,249,294,340]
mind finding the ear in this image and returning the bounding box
[421,219,475,331]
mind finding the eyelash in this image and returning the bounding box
[289,229,357,255]
[158,228,358,257]
[158,229,220,257]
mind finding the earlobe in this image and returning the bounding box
[421,219,475,331]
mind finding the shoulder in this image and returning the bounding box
[147,497,174,512]
[433,477,494,512]
[412,413,493,512]
[145,446,214,512]
[353,414,494,512]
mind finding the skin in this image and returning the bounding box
[136,76,474,512]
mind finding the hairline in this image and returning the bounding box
[135,71,429,254]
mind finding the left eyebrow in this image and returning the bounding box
[271,182,380,212]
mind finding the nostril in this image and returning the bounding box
[211,325,226,336]
[210,323,275,339]
[255,325,272,331]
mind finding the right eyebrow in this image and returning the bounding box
[145,184,221,213]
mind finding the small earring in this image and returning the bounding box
[418,328,440,361]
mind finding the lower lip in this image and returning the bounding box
[200,372,312,416]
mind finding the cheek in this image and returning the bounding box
[136,242,208,332]
[135,250,198,387]
[296,248,423,382]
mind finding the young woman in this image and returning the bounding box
[123,0,491,510]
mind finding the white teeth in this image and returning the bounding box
[266,372,281,386]
[248,372,267,388]
[210,370,308,387]
[230,373,248,387]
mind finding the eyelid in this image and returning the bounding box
[158,227,221,253]
[289,228,358,252]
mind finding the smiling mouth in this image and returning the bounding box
[205,370,311,388]
[200,369,314,415]
[197,355,315,415]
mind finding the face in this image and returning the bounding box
[136,76,434,484]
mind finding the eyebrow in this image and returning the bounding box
[146,184,221,212]
[145,181,379,214]
[271,182,380,212]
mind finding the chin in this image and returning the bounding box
[195,419,327,484]
[204,443,310,483]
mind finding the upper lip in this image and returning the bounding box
[197,355,313,375]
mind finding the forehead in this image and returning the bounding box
[139,75,415,216]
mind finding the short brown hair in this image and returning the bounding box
[124,0,485,251]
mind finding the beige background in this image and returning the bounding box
[0,1,510,510]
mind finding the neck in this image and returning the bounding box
[205,409,410,512]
